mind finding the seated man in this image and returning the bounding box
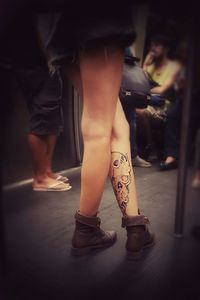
[122,46,151,168]
[136,34,181,168]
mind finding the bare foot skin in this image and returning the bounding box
[160,156,178,171]
[46,171,69,182]
[32,175,71,191]
[165,156,176,164]
[192,170,200,189]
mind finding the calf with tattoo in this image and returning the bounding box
[111,152,132,215]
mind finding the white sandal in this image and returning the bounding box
[56,175,69,183]
[33,181,72,192]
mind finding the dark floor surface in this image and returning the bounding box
[2,164,200,300]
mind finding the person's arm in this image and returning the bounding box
[128,44,136,57]
[150,64,182,95]
[143,51,155,72]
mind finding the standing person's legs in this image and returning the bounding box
[28,134,58,180]
[28,134,70,191]
[28,133,48,183]
[26,68,70,191]
[43,70,69,183]
[45,134,68,180]
[68,49,154,256]
[70,47,123,255]
[45,135,57,177]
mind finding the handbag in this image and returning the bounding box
[119,56,165,109]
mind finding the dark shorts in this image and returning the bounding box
[34,4,136,69]
[16,66,63,135]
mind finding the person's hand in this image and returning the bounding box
[148,94,165,107]
[143,52,155,69]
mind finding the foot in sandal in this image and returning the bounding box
[46,171,69,183]
[32,176,72,192]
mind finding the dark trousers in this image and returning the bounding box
[164,98,181,159]
[194,128,200,170]
[121,102,137,159]
[15,66,64,136]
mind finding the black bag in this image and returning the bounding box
[119,57,151,109]
[119,56,166,109]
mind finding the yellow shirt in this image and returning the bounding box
[146,60,180,117]
[147,60,180,86]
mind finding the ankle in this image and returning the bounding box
[123,208,140,217]
[122,214,149,228]
[33,175,45,183]
[79,209,98,218]
[33,173,49,183]
[46,171,58,179]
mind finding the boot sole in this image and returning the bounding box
[71,235,117,257]
[126,238,155,261]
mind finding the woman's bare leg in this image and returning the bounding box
[68,47,124,217]
[110,100,139,216]
[109,102,155,259]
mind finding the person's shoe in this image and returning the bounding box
[132,155,152,168]
[191,177,200,189]
[32,179,71,192]
[122,215,155,260]
[46,171,69,183]
[71,211,117,256]
[56,174,69,183]
[160,160,178,171]
[143,144,154,160]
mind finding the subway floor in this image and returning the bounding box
[2,165,200,300]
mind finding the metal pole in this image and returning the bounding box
[73,87,83,165]
[0,72,8,298]
[174,22,195,237]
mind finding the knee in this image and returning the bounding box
[82,120,112,145]
[136,108,143,115]
[136,108,146,119]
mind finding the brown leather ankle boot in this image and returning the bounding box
[122,215,155,260]
[71,211,117,256]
